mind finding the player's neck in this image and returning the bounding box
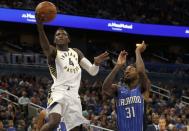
[128,79,139,89]
[56,44,69,51]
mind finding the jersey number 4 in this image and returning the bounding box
[69,58,74,66]
[125,106,135,118]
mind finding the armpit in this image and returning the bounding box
[73,48,84,62]
[103,84,118,97]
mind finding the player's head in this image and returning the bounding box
[123,63,138,83]
[54,28,70,46]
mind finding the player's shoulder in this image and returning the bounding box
[112,84,119,88]
[72,48,83,54]
[47,45,57,60]
[49,44,57,54]
[72,48,84,61]
[112,83,123,92]
[114,83,128,89]
[72,48,79,51]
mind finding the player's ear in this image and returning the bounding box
[65,30,71,43]
[53,39,56,46]
[67,37,71,43]
[53,31,57,45]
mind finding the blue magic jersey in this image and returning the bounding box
[115,85,144,131]
[55,122,67,131]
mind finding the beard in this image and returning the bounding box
[124,75,137,84]
[55,43,69,51]
[124,77,132,84]
[56,39,65,45]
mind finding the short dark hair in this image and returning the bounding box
[54,27,70,44]
[57,27,66,32]
[122,63,136,71]
[56,27,69,36]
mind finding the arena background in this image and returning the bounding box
[0,0,188,130]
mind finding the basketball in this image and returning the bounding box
[35,1,57,23]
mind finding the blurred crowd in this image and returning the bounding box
[0,0,189,26]
[0,0,189,130]
[0,36,189,71]
[0,74,50,130]
[0,73,188,130]
[146,94,189,131]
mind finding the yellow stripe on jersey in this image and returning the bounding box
[48,65,57,79]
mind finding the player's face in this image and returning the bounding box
[124,65,138,81]
[54,29,70,45]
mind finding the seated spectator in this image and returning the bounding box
[158,116,167,131]
[175,117,185,130]
[7,120,16,131]
[18,91,30,105]
[146,113,159,131]
[0,120,6,131]
[16,120,26,131]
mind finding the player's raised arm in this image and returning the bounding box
[135,41,151,98]
[102,50,128,97]
[35,14,56,57]
[74,48,109,76]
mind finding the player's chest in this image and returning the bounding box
[118,88,141,98]
[57,51,79,66]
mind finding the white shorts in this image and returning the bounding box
[47,89,89,131]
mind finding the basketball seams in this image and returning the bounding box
[35,1,57,23]
[36,6,56,13]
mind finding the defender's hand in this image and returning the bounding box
[94,51,109,66]
[136,41,146,53]
[116,50,128,68]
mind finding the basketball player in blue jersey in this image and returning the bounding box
[36,109,67,131]
[102,41,151,131]
[35,15,109,131]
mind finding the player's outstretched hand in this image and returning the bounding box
[136,41,146,53]
[116,50,128,68]
[35,13,44,30]
[94,51,109,66]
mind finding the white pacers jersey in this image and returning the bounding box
[48,48,81,92]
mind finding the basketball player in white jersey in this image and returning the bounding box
[35,15,109,131]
